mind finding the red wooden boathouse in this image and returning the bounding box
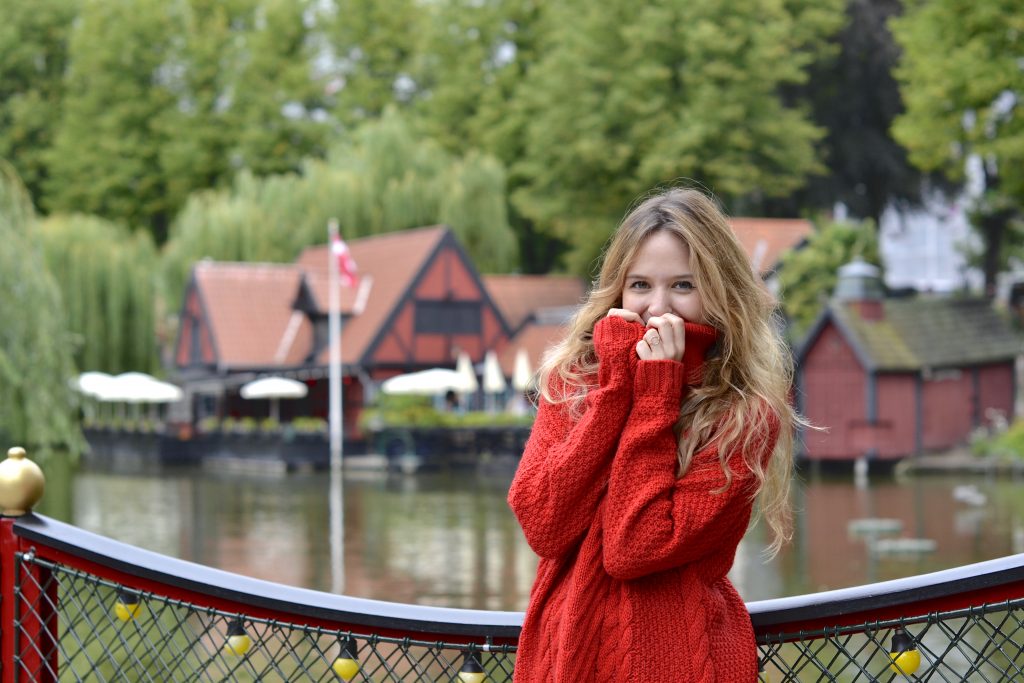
[172,226,511,436]
[796,260,1021,462]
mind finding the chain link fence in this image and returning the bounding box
[9,551,1024,681]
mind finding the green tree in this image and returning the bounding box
[163,111,516,313]
[777,219,881,334]
[156,0,255,214]
[0,162,82,458]
[764,0,945,224]
[44,0,178,240]
[37,215,160,375]
[0,0,77,208]
[326,0,426,126]
[229,0,328,175]
[890,0,1024,294]
[500,0,845,273]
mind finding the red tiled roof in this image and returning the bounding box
[484,274,586,331]
[296,226,448,365]
[497,322,570,377]
[194,263,312,369]
[728,218,813,275]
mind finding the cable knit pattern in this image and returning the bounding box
[509,318,779,683]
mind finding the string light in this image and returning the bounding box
[114,590,140,622]
[889,627,921,676]
[224,619,252,656]
[458,650,485,683]
[331,636,360,681]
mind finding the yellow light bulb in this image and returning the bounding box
[332,637,359,681]
[889,628,921,676]
[331,656,359,681]
[224,619,252,656]
[458,651,486,683]
[114,591,141,622]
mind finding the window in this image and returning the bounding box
[414,300,482,335]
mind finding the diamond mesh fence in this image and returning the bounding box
[9,551,1024,681]
[13,553,515,682]
[756,598,1024,682]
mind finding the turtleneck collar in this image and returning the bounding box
[681,321,719,386]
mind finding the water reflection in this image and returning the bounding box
[62,464,1024,611]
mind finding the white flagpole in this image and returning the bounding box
[327,218,345,593]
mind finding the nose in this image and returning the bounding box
[648,288,670,317]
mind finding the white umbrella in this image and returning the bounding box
[483,351,507,393]
[482,350,507,413]
[240,376,308,399]
[240,376,308,422]
[455,351,479,394]
[110,373,182,403]
[76,371,118,399]
[380,368,475,396]
[512,348,534,392]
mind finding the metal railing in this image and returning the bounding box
[2,512,1024,681]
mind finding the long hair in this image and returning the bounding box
[538,187,798,557]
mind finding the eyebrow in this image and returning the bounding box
[624,273,695,279]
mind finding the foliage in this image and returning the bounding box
[777,219,881,335]
[0,0,77,208]
[972,419,1024,460]
[890,0,1024,292]
[325,0,425,127]
[359,394,534,430]
[37,214,160,375]
[763,0,940,223]
[0,162,83,459]
[226,0,329,176]
[43,0,179,239]
[498,0,846,273]
[42,0,328,243]
[290,417,328,434]
[163,110,516,312]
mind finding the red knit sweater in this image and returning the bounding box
[508,315,779,682]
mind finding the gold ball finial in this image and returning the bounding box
[0,447,45,516]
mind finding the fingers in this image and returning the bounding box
[635,339,653,360]
[606,308,644,324]
[642,314,686,361]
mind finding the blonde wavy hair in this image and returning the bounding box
[538,187,798,557]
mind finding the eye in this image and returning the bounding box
[673,280,696,291]
[627,280,649,290]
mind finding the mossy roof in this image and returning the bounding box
[830,298,1022,371]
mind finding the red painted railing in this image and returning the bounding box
[0,512,1022,680]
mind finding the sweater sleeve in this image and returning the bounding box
[508,316,643,559]
[601,362,781,580]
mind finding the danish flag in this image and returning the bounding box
[331,233,358,287]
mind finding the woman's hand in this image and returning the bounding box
[636,313,685,362]
[605,308,644,324]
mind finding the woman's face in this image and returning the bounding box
[620,231,706,325]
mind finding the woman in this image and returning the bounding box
[508,187,797,682]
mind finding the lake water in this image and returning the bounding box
[34,459,1024,611]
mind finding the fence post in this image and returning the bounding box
[1,517,18,683]
[0,447,51,682]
